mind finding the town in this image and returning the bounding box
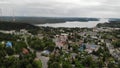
[0,0,120,68]
[0,25,120,68]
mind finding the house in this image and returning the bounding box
[6,41,12,48]
[55,34,68,49]
[71,53,77,59]
[22,48,29,54]
[19,48,29,59]
[0,41,5,47]
[85,44,99,53]
[1,41,5,45]
[20,29,28,34]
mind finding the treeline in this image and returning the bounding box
[0,17,99,24]
[0,32,18,41]
[96,22,120,28]
[0,21,39,30]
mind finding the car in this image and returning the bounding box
[41,50,50,57]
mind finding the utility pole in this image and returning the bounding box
[12,8,15,22]
[0,8,2,22]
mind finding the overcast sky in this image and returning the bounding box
[0,0,120,18]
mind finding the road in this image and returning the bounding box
[36,52,49,68]
[106,40,114,54]
[106,40,120,60]
[24,35,49,68]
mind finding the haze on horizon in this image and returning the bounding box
[0,0,120,18]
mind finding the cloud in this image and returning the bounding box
[0,0,120,18]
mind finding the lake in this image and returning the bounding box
[36,18,108,28]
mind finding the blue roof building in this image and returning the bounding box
[6,41,12,47]
[78,44,86,51]
[78,47,84,51]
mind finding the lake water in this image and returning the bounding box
[36,18,108,28]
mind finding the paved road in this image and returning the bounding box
[106,40,114,54]
[36,52,49,68]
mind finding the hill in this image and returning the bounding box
[0,21,39,30]
[0,16,99,24]
[96,22,120,28]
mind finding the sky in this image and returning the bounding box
[0,0,120,18]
